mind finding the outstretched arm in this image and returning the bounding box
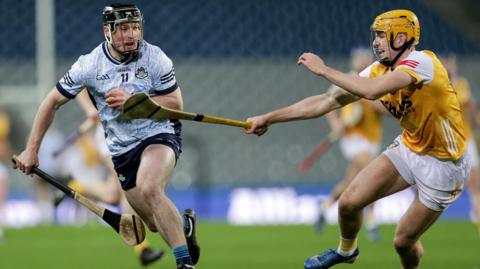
[15,88,70,174]
[245,86,359,135]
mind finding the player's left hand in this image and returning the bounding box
[298,52,327,76]
[105,88,131,110]
[245,115,269,136]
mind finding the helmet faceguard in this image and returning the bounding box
[370,10,420,67]
[103,3,143,60]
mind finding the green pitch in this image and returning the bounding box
[0,221,479,269]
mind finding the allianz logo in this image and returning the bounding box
[96,74,110,80]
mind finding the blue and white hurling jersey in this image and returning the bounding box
[56,41,181,157]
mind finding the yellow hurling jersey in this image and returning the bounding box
[452,77,473,139]
[360,50,465,160]
[340,100,382,143]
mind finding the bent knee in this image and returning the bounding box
[393,236,416,253]
[338,194,362,215]
[137,181,166,203]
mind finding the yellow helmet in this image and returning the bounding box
[371,9,420,47]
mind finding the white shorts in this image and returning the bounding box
[383,136,471,211]
[339,134,380,160]
[466,138,479,167]
[0,162,7,180]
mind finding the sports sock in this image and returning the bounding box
[337,236,358,256]
[134,239,149,255]
[173,245,193,265]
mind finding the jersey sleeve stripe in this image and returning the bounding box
[161,76,175,85]
[152,83,178,96]
[56,82,76,99]
[160,69,175,80]
[400,63,418,68]
[398,60,419,68]
[161,74,175,83]
[63,72,75,87]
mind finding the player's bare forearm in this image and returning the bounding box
[246,92,346,136]
[150,87,184,111]
[265,92,347,125]
[15,89,68,173]
[323,67,414,100]
[323,67,381,99]
[26,90,68,152]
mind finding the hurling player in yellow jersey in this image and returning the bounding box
[245,10,470,269]
[442,55,480,234]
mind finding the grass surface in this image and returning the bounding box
[0,221,479,269]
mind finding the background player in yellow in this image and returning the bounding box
[316,48,384,242]
[442,55,480,234]
[0,106,11,243]
[246,9,470,269]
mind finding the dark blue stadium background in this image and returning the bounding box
[2,0,479,60]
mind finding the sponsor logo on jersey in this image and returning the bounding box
[118,174,126,182]
[381,96,414,119]
[387,140,400,149]
[135,67,148,79]
[116,67,131,72]
[96,74,111,80]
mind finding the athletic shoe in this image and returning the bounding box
[183,209,200,264]
[139,247,166,266]
[304,248,359,269]
[176,262,195,269]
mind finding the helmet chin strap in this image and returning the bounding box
[111,41,140,61]
[381,35,415,67]
[105,28,140,62]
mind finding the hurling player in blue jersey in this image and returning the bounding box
[14,3,198,269]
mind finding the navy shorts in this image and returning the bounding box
[111,133,182,190]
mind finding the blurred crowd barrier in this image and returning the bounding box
[4,186,473,227]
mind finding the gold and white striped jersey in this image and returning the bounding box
[360,50,466,160]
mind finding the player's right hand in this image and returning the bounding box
[13,149,39,175]
[245,115,269,136]
[105,88,131,110]
[298,52,327,76]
